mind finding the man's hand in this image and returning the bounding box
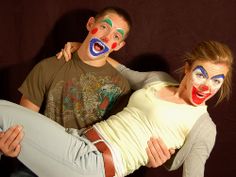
[56,42,81,61]
[146,137,175,168]
[0,125,24,157]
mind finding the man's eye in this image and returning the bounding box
[100,25,107,30]
[114,34,120,41]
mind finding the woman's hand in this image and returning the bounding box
[0,125,24,157]
[146,137,175,168]
[56,42,81,61]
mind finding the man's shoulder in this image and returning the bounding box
[33,55,69,73]
[37,55,63,66]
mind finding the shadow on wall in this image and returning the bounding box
[0,61,36,103]
[34,8,97,63]
[0,8,97,102]
[128,53,170,73]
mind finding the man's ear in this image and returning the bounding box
[113,41,126,51]
[86,17,96,31]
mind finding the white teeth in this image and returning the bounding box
[196,92,204,98]
[197,95,204,98]
[93,42,104,53]
[196,92,209,98]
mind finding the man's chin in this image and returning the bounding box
[89,53,107,60]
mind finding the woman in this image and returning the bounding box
[0,41,233,177]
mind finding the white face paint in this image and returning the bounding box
[192,66,225,92]
[183,61,228,106]
[89,37,109,57]
[87,14,128,59]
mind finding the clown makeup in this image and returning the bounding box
[101,18,125,40]
[88,17,126,57]
[89,38,109,57]
[191,65,225,105]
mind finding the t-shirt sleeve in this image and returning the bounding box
[18,61,47,107]
[18,56,62,107]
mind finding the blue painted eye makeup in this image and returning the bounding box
[193,66,208,79]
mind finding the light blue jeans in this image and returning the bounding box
[0,100,105,177]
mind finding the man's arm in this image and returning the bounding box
[0,125,24,157]
[20,96,40,112]
[146,137,175,168]
[0,96,40,158]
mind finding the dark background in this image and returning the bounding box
[0,0,236,176]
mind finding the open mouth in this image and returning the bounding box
[89,38,109,57]
[196,92,205,98]
[94,42,104,52]
[192,87,211,104]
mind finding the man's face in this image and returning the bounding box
[86,12,129,59]
[184,61,228,105]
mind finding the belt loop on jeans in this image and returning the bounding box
[84,127,115,177]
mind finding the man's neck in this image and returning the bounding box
[77,45,107,67]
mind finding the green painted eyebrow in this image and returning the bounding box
[102,18,125,38]
[102,18,113,27]
[117,28,125,38]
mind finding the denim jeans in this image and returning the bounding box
[0,100,105,177]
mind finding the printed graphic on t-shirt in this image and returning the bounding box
[44,73,122,129]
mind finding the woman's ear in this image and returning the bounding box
[184,62,191,74]
[86,17,96,31]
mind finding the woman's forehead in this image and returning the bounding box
[191,61,228,76]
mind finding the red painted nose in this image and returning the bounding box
[200,85,209,91]
[102,37,109,43]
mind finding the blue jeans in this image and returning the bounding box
[0,100,105,177]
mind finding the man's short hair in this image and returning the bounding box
[95,6,132,37]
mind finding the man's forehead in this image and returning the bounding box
[98,15,128,37]
[101,17,113,27]
[99,14,127,25]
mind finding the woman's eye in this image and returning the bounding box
[196,73,204,79]
[212,79,221,85]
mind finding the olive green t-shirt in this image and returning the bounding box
[18,52,130,129]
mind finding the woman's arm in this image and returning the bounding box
[115,62,177,90]
[56,42,81,61]
[182,126,216,177]
[165,114,216,177]
[57,43,177,90]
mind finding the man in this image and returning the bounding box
[0,7,172,177]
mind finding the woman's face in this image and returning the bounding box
[183,60,228,106]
